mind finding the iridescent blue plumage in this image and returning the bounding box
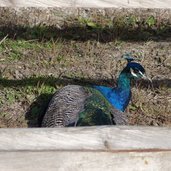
[42,57,147,127]
[94,62,145,112]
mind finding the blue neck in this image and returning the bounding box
[117,72,131,89]
[94,72,131,112]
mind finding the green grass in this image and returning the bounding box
[0,13,170,44]
[0,38,55,61]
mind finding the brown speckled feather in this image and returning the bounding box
[42,85,90,127]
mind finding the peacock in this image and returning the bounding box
[41,54,148,127]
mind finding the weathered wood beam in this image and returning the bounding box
[0,126,171,171]
[1,0,171,8]
[0,126,171,151]
[0,151,171,171]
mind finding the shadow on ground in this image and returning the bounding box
[0,24,171,43]
[0,76,171,89]
[25,93,53,127]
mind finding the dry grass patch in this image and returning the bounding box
[0,36,170,127]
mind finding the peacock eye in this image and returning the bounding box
[133,69,139,74]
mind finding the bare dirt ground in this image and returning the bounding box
[0,26,171,128]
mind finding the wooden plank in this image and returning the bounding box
[1,0,171,8]
[0,126,171,151]
[0,151,171,171]
[0,126,171,171]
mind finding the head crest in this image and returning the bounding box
[123,52,134,63]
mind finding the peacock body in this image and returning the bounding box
[42,56,147,127]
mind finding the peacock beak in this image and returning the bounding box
[140,72,152,82]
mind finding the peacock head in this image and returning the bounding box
[122,53,149,80]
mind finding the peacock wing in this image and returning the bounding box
[41,85,90,127]
[77,87,116,126]
[110,107,129,125]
